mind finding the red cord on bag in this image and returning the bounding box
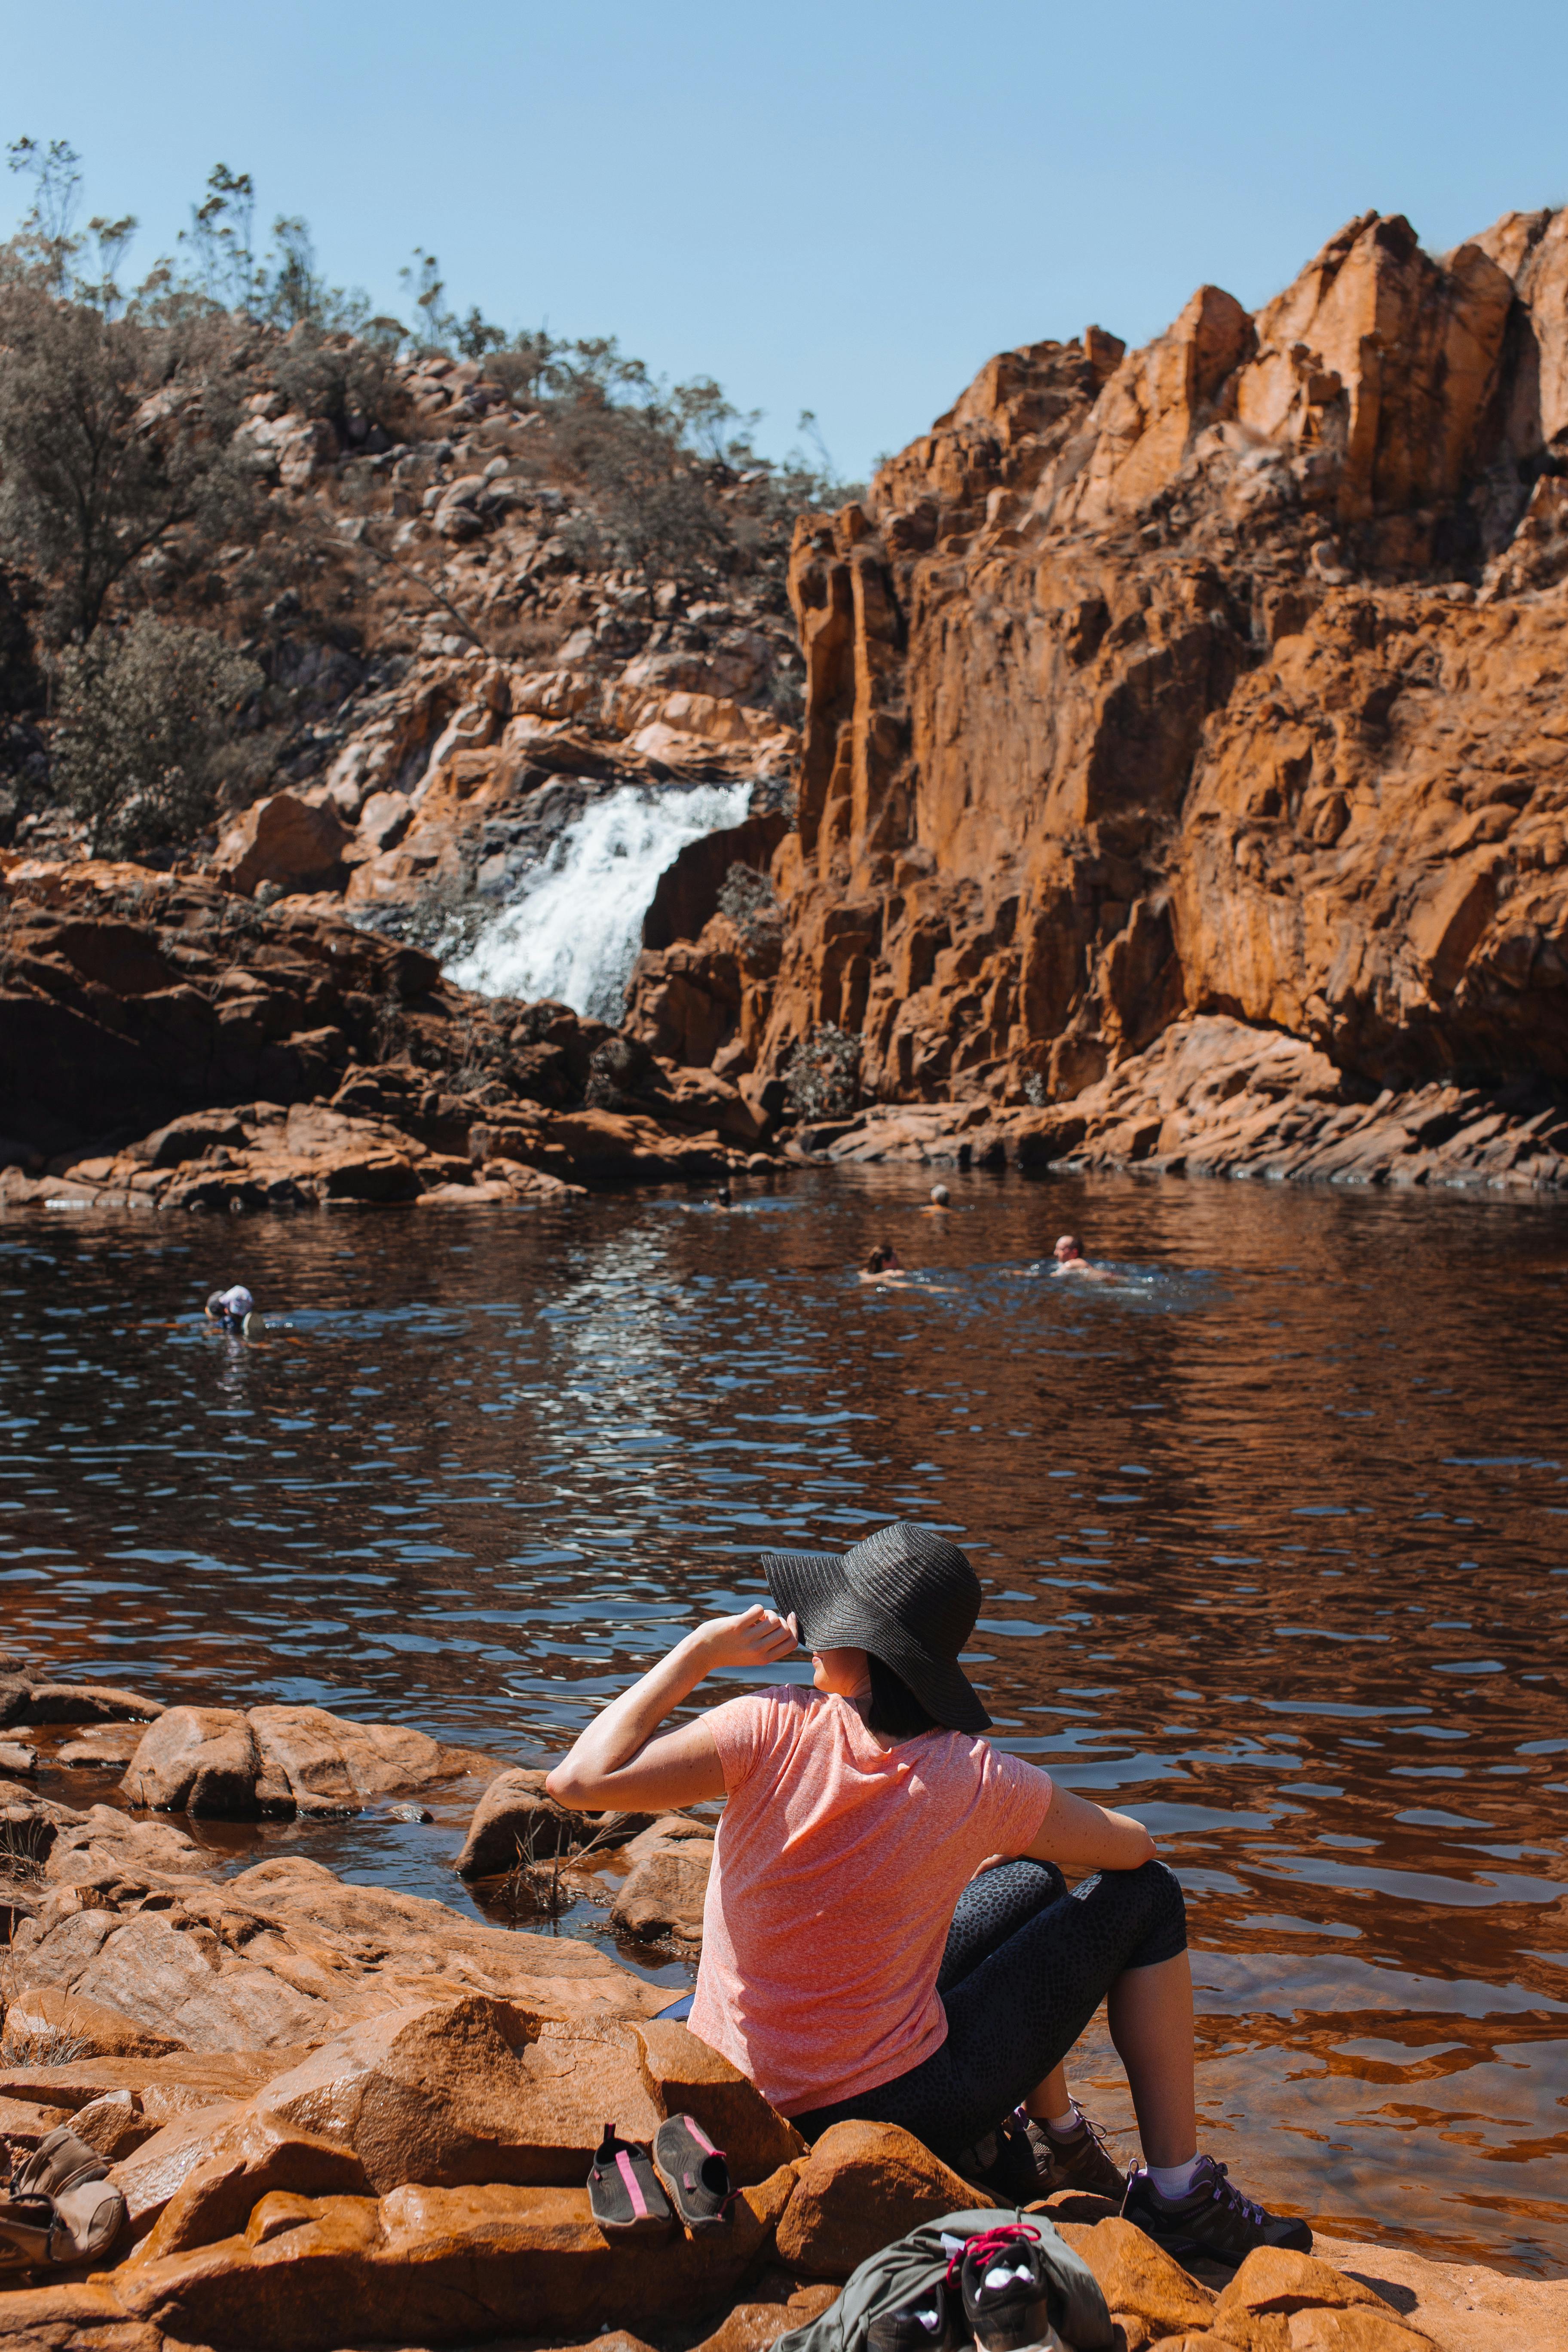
[944,2221,1041,2287]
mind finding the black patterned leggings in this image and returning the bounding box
[790,1857,1187,2165]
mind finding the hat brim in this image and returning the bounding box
[762,1548,991,1734]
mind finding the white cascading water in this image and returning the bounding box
[447,781,753,1021]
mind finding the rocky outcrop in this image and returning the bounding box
[0,856,772,1192]
[635,209,1568,1180]
[118,1703,492,1822]
[0,1792,1559,2349]
[790,1014,1568,1190]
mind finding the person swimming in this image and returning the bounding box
[922,1184,951,1216]
[715,1182,734,1210]
[1050,1235,1115,1283]
[860,1243,906,1283]
[204,1285,254,1329]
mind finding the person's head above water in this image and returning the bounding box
[930,1184,950,1207]
[716,1182,733,1207]
[205,1285,254,1325]
[1053,1234,1083,1262]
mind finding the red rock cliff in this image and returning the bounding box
[633,209,1568,1113]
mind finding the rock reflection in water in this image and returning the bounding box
[0,1172,1564,2273]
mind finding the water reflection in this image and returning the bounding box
[0,1173,1565,2272]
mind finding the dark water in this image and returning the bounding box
[2,1172,1565,2273]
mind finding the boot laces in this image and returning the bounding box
[946,2221,1040,2288]
[1204,2159,1264,2227]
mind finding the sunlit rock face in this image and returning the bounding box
[656,210,1568,1113]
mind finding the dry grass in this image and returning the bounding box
[492,1814,615,1928]
[0,2024,92,2069]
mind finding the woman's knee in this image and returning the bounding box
[1128,1856,1187,1965]
[1073,1855,1187,1966]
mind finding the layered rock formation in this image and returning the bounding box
[0,855,768,1198]
[629,209,1568,1185]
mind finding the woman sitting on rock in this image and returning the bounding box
[545,1522,1310,2270]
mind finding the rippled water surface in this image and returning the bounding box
[2,1172,1565,2272]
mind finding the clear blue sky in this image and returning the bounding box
[4,0,1564,481]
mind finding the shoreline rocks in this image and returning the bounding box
[0,858,772,1203]
[0,1681,1561,2350]
[789,1015,1568,1193]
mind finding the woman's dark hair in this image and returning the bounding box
[864,1651,939,1739]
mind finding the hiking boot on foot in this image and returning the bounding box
[954,2109,1043,2203]
[1121,2156,1311,2270]
[956,2223,1068,2352]
[1023,2107,1127,2202]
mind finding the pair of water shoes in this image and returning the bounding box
[588,2116,732,2238]
[0,2125,128,2270]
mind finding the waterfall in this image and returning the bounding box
[447,781,753,1021]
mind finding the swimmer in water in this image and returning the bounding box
[922,1183,951,1216]
[860,1243,906,1284]
[1051,1235,1116,1283]
[205,1285,254,1329]
[715,1182,734,1210]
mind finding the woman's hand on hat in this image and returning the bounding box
[692,1605,799,1674]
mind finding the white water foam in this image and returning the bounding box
[447,781,752,1021]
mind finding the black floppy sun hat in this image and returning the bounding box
[761,1521,991,1734]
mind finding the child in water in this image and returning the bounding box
[860,1243,905,1283]
[204,1285,254,1329]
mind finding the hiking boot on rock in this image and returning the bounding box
[1121,2155,1311,2269]
[1023,2107,1127,2202]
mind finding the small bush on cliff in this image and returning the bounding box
[784,1024,862,1121]
[717,861,782,943]
[53,616,262,854]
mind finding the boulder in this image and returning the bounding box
[452,1767,580,1877]
[119,1701,488,1821]
[56,1724,146,1767]
[3,1857,666,2057]
[1312,2232,1568,2352]
[92,2165,799,2350]
[0,1740,34,1778]
[121,2114,373,2256]
[631,2020,806,2186]
[692,2277,841,2352]
[1056,2216,1217,2344]
[70,2086,162,2160]
[13,1682,163,1725]
[773,2120,976,2278]
[0,1985,190,2061]
[43,1804,211,1889]
[249,1997,663,2192]
[1215,2246,1436,2350]
[217,792,351,898]
[452,1771,659,1879]
[119,1707,263,1815]
[610,1837,714,1944]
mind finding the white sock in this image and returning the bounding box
[1044,2103,1080,2136]
[1146,2156,1203,2200]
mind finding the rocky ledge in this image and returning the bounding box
[3,1678,1561,2351]
[0,856,771,1207]
[793,1015,1568,1192]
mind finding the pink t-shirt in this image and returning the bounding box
[687,1686,1052,2116]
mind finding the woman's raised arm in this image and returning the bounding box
[544,1605,797,1813]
